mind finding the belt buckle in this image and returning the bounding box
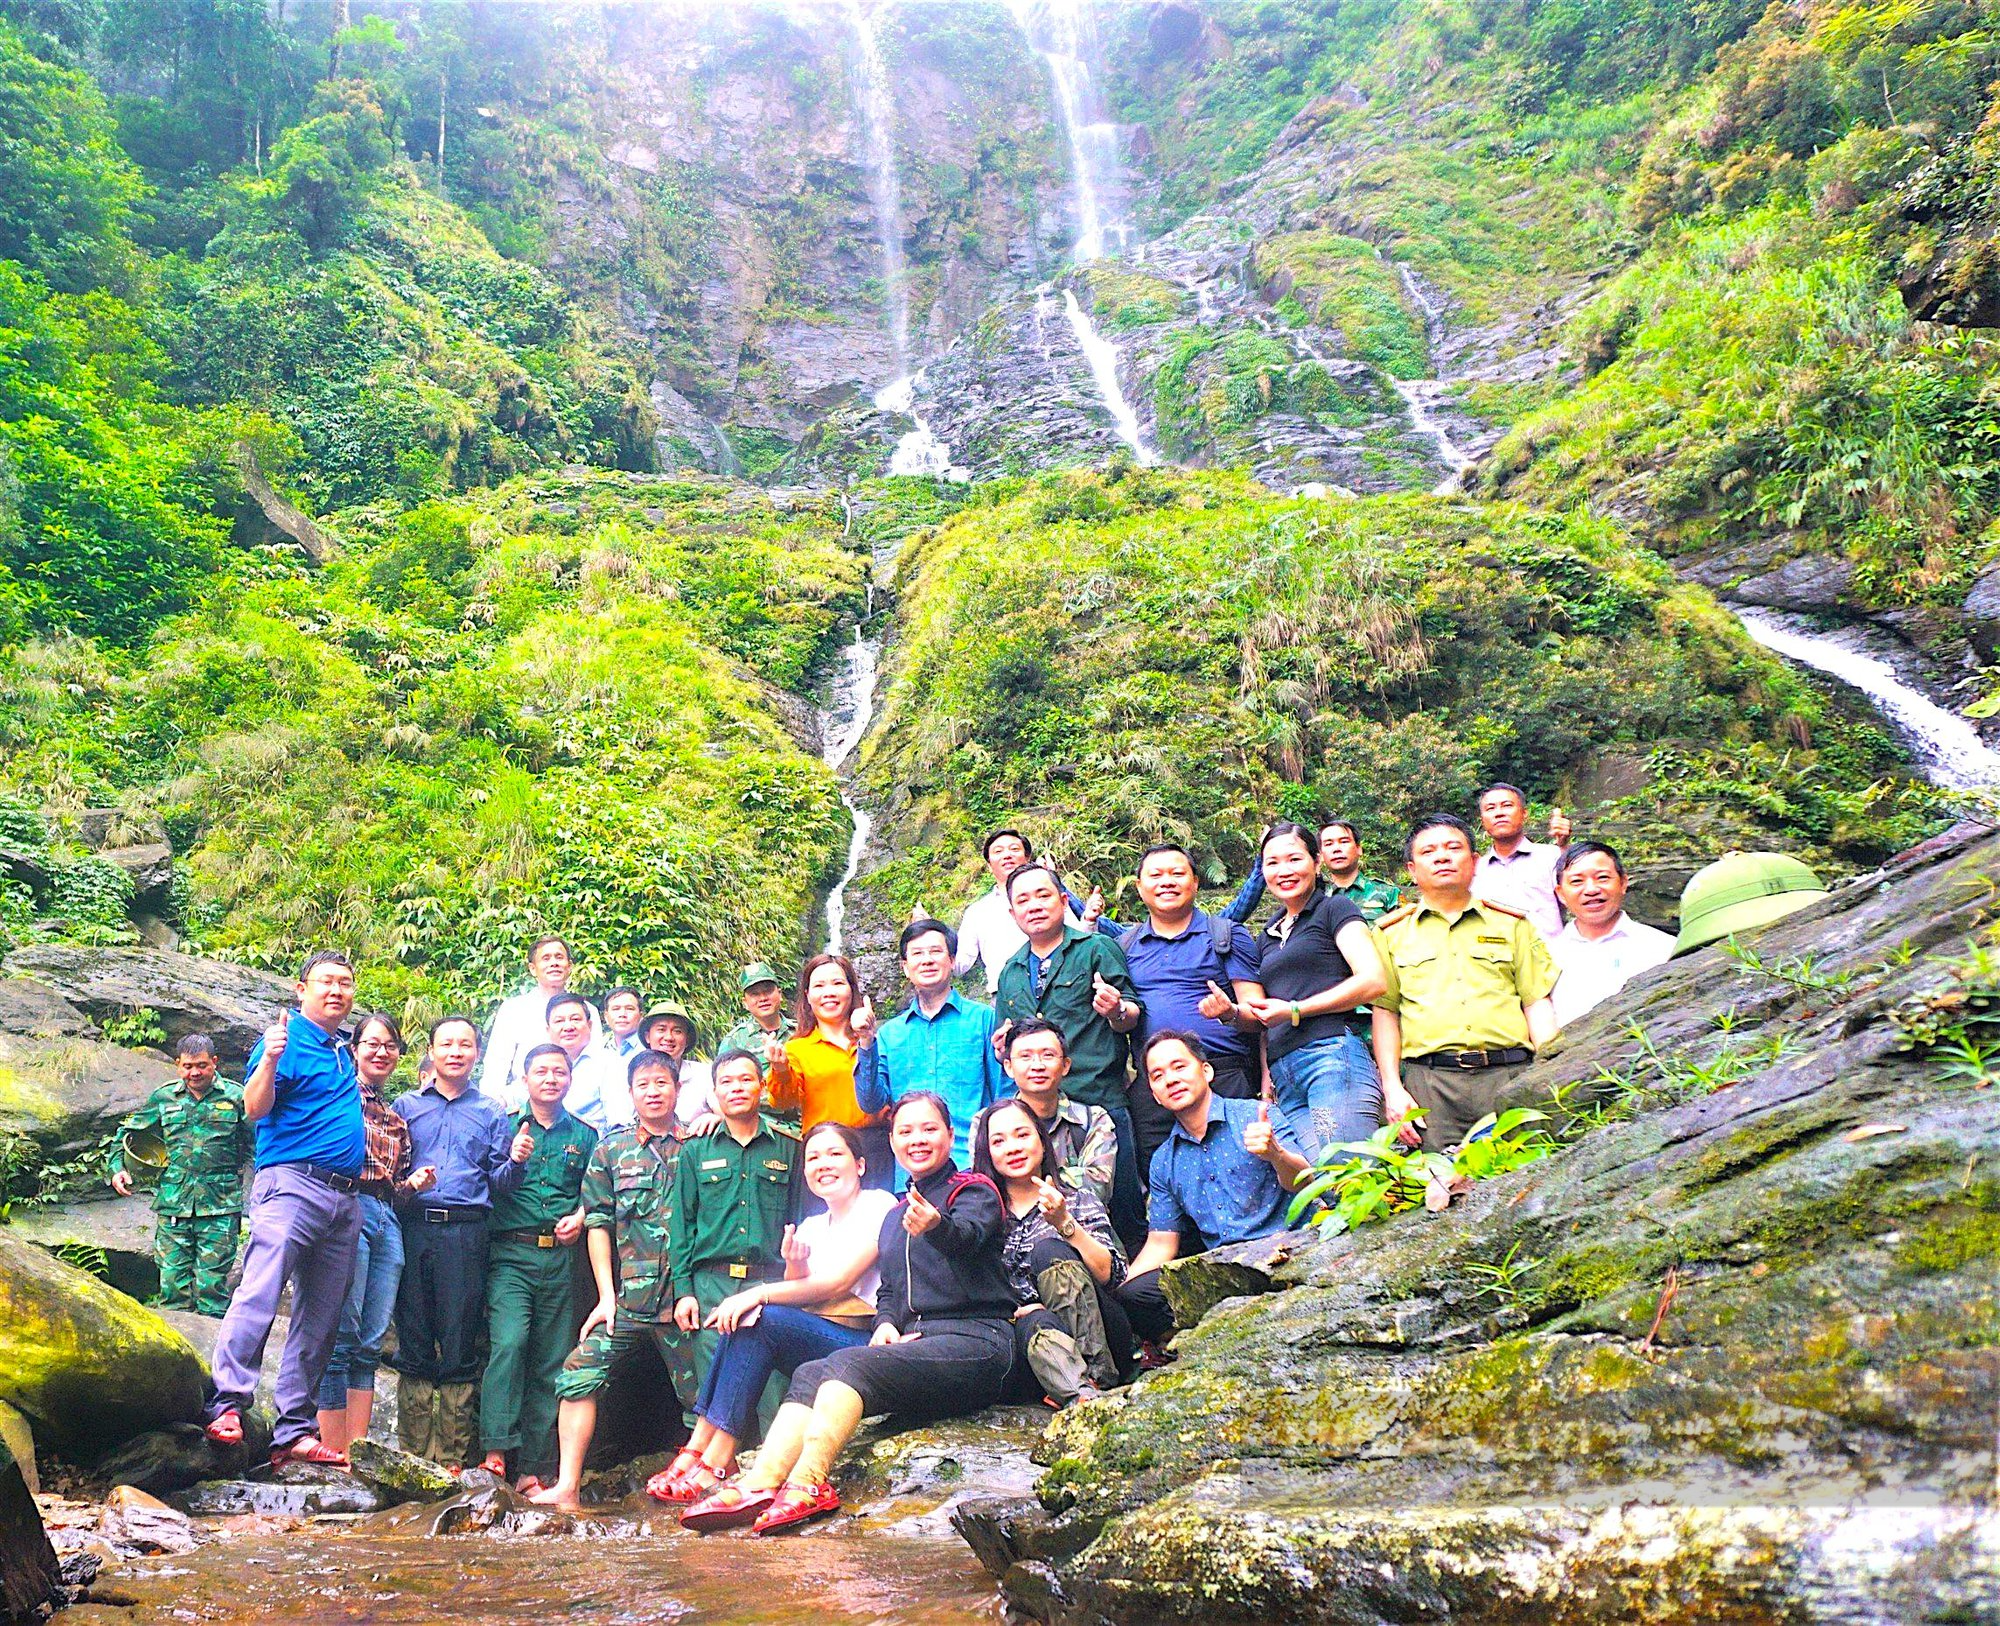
[424,1206,449,1223]
[1459,1050,1484,1071]
[728,1262,749,1280]
[537,1234,555,1249]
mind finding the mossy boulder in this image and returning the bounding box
[347,1438,458,1506]
[0,1418,57,1624]
[0,1230,204,1457]
[965,823,2000,1621]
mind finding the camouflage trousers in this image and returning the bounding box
[555,1317,693,1405]
[156,1211,241,1317]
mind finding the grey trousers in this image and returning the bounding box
[1403,1059,1535,1152]
[207,1164,360,1448]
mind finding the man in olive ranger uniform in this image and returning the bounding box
[109,1034,252,1315]
[667,1048,799,1437]
[532,1050,688,1511]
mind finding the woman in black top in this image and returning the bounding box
[1237,822,1389,1160]
[681,1092,1015,1536]
[973,1098,1132,1405]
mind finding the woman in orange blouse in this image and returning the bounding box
[767,953,891,1190]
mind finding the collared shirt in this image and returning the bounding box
[773,1028,872,1130]
[607,1028,647,1065]
[994,926,1140,1110]
[669,1117,800,1298]
[675,1058,717,1129]
[394,1083,522,1209]
[1550,912,1675,1027]
[954,885,1088,994]
[1122,908,1262,1065]
[582,1122,686,1322]
[478,985,601,1106]
[1031,1094,1119,1213]
[1258,887,1369,1063]
[489,1107,597,1231]
[718,1014,796,1058]
[1000,1184,1125,1303]
[1375,898,1560,1057]
[1145,1094,1302,1248]
[857,990,1007,1167]
[1335,873,1402,922]
[1472,841,1564,941]
[248,1013,365,1174]
[564,1044,633,1134]
[358,1081,413,1196]
[111,1078,252,1216]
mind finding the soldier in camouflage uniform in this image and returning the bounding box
[530,1049,689,1510]
[109,1034,251,1316]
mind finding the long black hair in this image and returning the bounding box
[969,1097,1059,1189]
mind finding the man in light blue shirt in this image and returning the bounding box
[857,918,1008,1171]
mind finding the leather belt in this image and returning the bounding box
[301,1163,360,1193]
[414,1204,489,1224]
[701,1257,781,1283]
[1408,1047,1533,1071]
[495,1227,560,1248]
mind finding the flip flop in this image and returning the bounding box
[271,1438,349,1469]
[204,1409,243,1446]
[679,1483,775,1533]
[750,1480,839,1535]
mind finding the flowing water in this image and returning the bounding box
[1393,263,1476,493]
[1009,0,1133,261]
[821,625,881,955]
[875,373,966,481]
[1736,609,2000,790]
[1061,289,1154,464]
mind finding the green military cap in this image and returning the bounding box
[642,1000,699,1048]
[1673,852,1828,956]
[739,961,783,992]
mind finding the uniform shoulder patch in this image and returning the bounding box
[1476,898,1527,920]
[1374,903,1420,929]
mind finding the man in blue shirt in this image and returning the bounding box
[857,919,1007,1174]
[1114,1030,1309,1349]
[390,1014,526,1467]
[203,951,366,1469]
[1117,844,1267,1173]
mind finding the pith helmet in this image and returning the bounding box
[1673,852,1829,956]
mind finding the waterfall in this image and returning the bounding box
[1394,263,1475,494]
[821,627,881,955]
[1062,288,1154,464]
[1011,0,1133,262]
[1736,610,2000,791]
[873,372,966,480]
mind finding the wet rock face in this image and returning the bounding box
[2,945,293,1070]
[0,1421,58,1625]
[96,1421,276,1501]
[969,823,2000,1622]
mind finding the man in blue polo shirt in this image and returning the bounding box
[203,951,366,1468]
[1114,1029,1309,1349]
[856,919,1007,1172]
[1117,844,1266,1174]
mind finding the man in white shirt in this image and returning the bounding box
[600,987,646,1066]
[480,936,599,1101]
[1549,841,1675,1026]
[1470,783,1571,942]
[951,828,1098,994]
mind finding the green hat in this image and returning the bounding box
[642,1001,699,1048]
[739,961,783,992]
[1673,852,1829,956]
[121,1126,168,1172]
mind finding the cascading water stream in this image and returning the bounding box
[1061,289,1154,464]
[820,626,880,955]
[1393,263,1476,494]
[1736,610,2000,791]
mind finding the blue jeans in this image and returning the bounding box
[694,1305,869,1440]
[1268,1030,1382,1163]
[315,1193,404,1410]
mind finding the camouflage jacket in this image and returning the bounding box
[111,1079,252,1218]
[580,1123,686,1323]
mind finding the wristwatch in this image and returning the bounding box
[1055,1216,1078,1239]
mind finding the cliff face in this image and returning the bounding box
[959,821,2000,1623]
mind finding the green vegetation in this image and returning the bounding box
[1286,1108,1556,1235]
[1152,329,1388,466]
[866,467,1937,921]
[1253,233,1426,376]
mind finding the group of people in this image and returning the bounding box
[111,784,1831,1533]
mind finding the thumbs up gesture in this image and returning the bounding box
[1197,978,1236,1021]
[1548,805,1572,845]
[510,1122,535,1164]
[903,1184,942,1236]
[1032,1175,1069,1226]
[1090,972,1124,1017]
[851,995,879,1046]
[1242,1099,1277,1162]
[1080,887,1106,929]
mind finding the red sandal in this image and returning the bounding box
[271,1437,348,1469]
[751,1480,839,1535]
[204,1409,243,1446]
[643,1448,702,1503]
[679,1483,775,1532]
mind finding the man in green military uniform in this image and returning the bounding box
[1371,813,1560,1152]
[669,1048,798,1421]
[533,1049,687,1510]
[109,1034,251,1315]
[717,962,795,1058]
[1320,820,1401,922]
[478,1043,597,1489]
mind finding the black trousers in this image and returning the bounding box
[1115,1267,1176,1345]
[788,1316,1013,1420]
[391,1217,488,1384]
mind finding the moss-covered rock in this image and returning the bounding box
[966,823,2000,1621]
[0,1231,204,1457]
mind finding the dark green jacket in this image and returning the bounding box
[489,1108,597,1232]
[110,1079,252,1217]
[995,925,1141,1110]
[667,1116,799,1301]
[581,1123,685,1323]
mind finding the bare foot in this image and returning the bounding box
[528,1482,581,1510]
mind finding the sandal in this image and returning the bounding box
[271,1437,349,1469]
[679,1483,775,1533]
[751,1480,840,1535]
[204,1409,243,1446]
[643,1448,702,1503]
